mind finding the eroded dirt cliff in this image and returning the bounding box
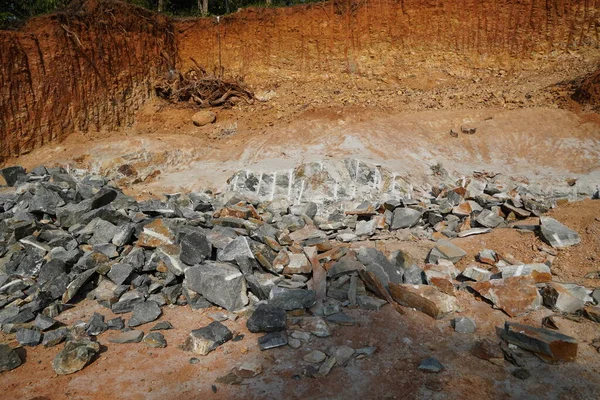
[0,0,176,163]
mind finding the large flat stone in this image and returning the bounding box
[502,322,578,362]
[389,283,459,319]
[469,276,542,317]
[391,208,422,230]
[540,217,581,248]
[427,239,467,263]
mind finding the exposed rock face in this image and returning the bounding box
[0,1,176,163]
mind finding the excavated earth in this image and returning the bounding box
[1,0,600,399]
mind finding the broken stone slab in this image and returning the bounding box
[539,217,581,248]
[185,322,233,355]
[184,262,248,311]
[391,207,422,230]
[283,252,312,274]
[143,332,167,348]
[34,314,57,331]
[478,249,498,265]
[218,236,255,263]
[326,254,365,279]
[0,344,22,372]
[471,339,504,366]
[476,209,505,228]
[426,239,467,264]
[418,357,444,373]
[389,283,459,319]
[403,264,425,285]
[357,295,387,310]
[316,356,337,377]
[150,321,173,331]
[127,301,162,327]
[469,276,542,317]
[107,263,134,286]
[457,227,492,237]
[180,231,212,266]
[137,219,176,248]
[499,264,552,283]
[502,322,578,363]
[108,330,144,344]
[62,267,97,303]
[304,350,327,364]
[542,283,590,314]
[16,328,42,346]
[258,330,288,351]
[85,312,108,336]
[157,245,186,276]
[461,266,493,282]
[42,327,69,347]
[269,286,316,310]
[53,339,100,375]
[355,219,377,236]
[107,318,125,331]
[0,166,26,187]
[453,317,476,333]
[246,304,287,333]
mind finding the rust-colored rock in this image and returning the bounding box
[469,276,542,317]
[191,110,217,126]
[502,322,578,363]
[218,204,260,220]
[137,219,176,248]
[388,283,458,319]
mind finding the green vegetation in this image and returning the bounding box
[0,0,324,30]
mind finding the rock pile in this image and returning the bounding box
[0,164,598,376]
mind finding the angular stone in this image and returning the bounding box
[150,321,173,331]
[453,317,476,333]
[403,264,425,285]
[327,254,365,278]
[268,286,316,310]
[427,240,466,264]
[0,344,22,372]
[540,217,581,248]
[184,262,248,311]
[85,312,108,336]
[108,330,144,344]
[502,322,578,362]
[357,295,387,310]
[357,247,403,290]
[127,301,162,327]
[52,339,100,375]
[469,276,542,317]
[42,327,69,347]
[258,331,288,351]
[304,350,327,363]
[283,253,312,274]
[186,322,233,355]
[62,268,97,303]
[299,316,331,337]
[107,263,134,285]
[461,265,493,282]
[316,356,337,377]
[471,339,504,365]
[111,290,144,314]
[499,264,552,283]
[157,245,186,276]
[389,283,459,319]
[219,236,255,263]
[391,208,422,230]
[329,345,355,366]
[584,306,600,323]
[542,283,589,314]
[476,209,504,228]
[107,317,125,331]
[418,357,443,373]
[33,314,57,331]
[180,231,212,266]
[143,332,167,348]
[233,360,263,379]
[457,227,492,237]
[137,219,176,248]
[246,304,287,333]
[1,166,26,186]
[355,219,377,236]
[478,249,497,265]
[16,328,42,346]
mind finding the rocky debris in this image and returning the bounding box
[15,328,42,346]
[304,350,327,363]
[316,356,337,377]
[185,322,233,356]
[184,262,248,311]
[427,240,466,264]
[539,217,581,248]
[232,360,263,379]
[502,322,578,362]
[453,317,476,333]
[85,313,108,336]
[143,332,167,348]
[192,110,217,126]
[472,339,504,366]
[542,283,591,314]
[258,331,288,351]
[0,344,22,372]
[389,283,459,319]
[498,264,552,283]
[128,301,162,327]
[469,276,542,317]
[108,330,144,344]
[52,339,100,375]
[418,357,444,373]
[0,166,26,186]
[391,208,422,229]
[461,266,493,282]
[151,321,173,331]
[269,287,316,310]
[246,304,287,333]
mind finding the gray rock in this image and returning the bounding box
[427,240,467,263]
[143,332,167,348]
[457,227,492,237]
[247,304,287,333]
[476,209,504,228]
[316,356,337,377]
[180,231,212,266]
[112,290,144,314]
[356,347,377,357]
[357,247,403,290]
[304,350,327,363]
[1,166,26,186]
[107,317,125,330]
[128,301,162,327]
[357,295,387,310]
[107,263,134,286]
[540,217,581,248]
[327,254,365,279]
[329,345,355,366]
[288,338,302,349]
[33,314,57,331]
[0,344,22,372]
[418,357,444,373]
[53,339,100,375]
[62,267,97,303]
[42,327,69,347]
[184,262,248,311]
[108,330,144,344]
[112,223,136,247]
[403,264,425,284]
[461,266,493,282]
[299,316,332,337]
[150,321,173,331]
[16,328,42,346]
[258,330,288,351]
[186,322,233,355]
[391,208,422,230]
[269,286,316,310]
[85,312,108,336]
[593,288,600,305]
[355,219,377,236]
[453,316,477,333]
[290,202,318,219]
[542,283,590,313]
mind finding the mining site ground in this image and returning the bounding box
[1,0,600,399]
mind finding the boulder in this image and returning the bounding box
[268,286,316,310]
[192,110,217,126]
[185,322,233,355]
[184,262,248,311]
[128,301,162,327]
[246,304,287,333]
[357,247,403,290]
[391,208,422,229]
